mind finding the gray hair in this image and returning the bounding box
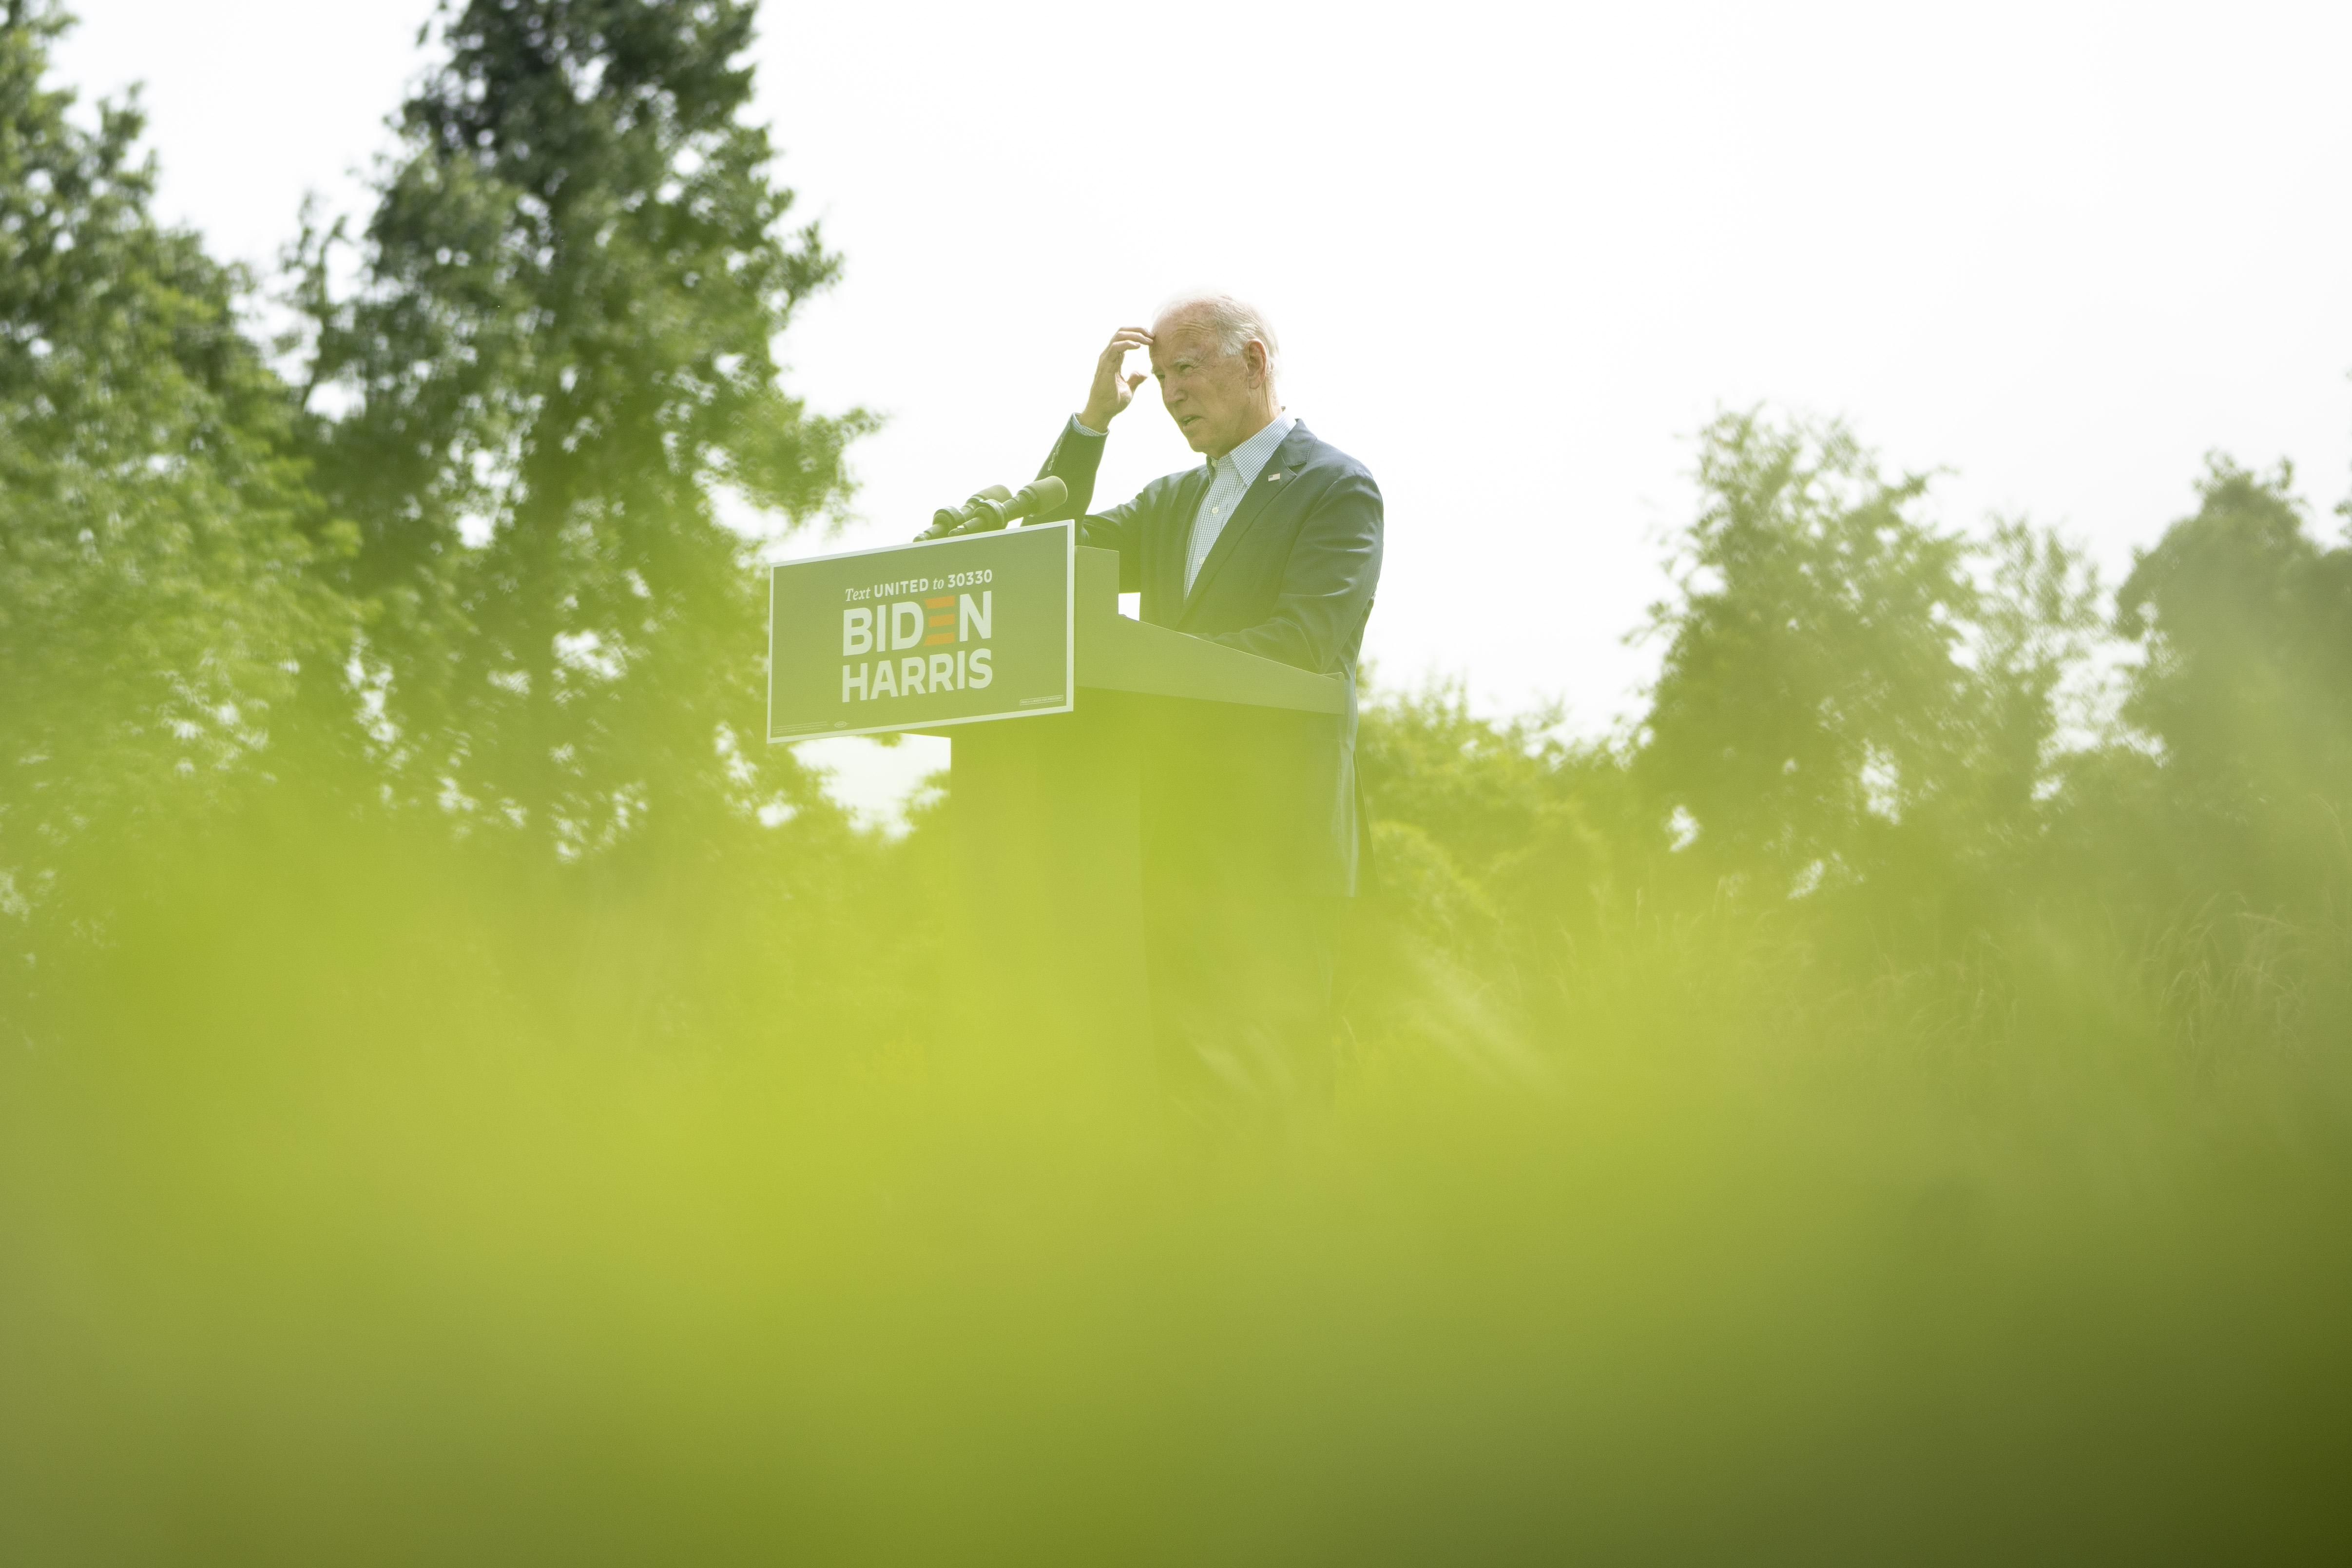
[1154,290,1281,381]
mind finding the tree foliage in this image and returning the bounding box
[289,0,874,856]
[4,0,2350,1022]
[0,5,346,926]
[2104,458,2352,903]
[1620,413,2110,914]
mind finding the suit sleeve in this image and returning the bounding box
[1034,415,1144,592]
[1206,467,1384,675]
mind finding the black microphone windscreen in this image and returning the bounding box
[1015,476,1068,518]
[925,484,1018,539]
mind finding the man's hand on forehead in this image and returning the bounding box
[1081,324,1156,431]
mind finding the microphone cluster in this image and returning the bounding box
[914,477,1069,542]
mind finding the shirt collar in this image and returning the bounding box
[1210,413,1294,486]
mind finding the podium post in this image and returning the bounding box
[769,529,1345,1091]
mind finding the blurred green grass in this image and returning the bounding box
[6,810,2348,1565]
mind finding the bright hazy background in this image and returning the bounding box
[55,0,2352,827]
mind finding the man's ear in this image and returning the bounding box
[1245,340,1269,387]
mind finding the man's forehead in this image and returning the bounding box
[1149,320,1215,362]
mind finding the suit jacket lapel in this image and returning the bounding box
[1153,466,1211,624]
[1177,422,1311,628]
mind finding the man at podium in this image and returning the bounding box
[1032,292,1383,1122]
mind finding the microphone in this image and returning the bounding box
[917,485,1012,542]
[950,476,1067,535]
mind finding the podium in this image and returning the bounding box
[934,546,1345,1088]
[768,525,1345,1094]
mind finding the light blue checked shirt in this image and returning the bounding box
[1182,413,1294,595]
[1070,411,1296,595]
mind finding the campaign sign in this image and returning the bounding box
[767,522,1074,743]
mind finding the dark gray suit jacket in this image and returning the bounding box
[1033,416,1382,896]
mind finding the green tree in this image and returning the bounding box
[1960,515,2106,840]
[1357,677,1627,951]
[1634,412,2101,907]
[2109,457,2352,904]
[290,0,872,858]
[1635,412,1975,896]
[0,4,345,935]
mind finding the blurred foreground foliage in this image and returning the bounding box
[6,3,2352,1560]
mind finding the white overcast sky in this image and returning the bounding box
[54,0,2352,826]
